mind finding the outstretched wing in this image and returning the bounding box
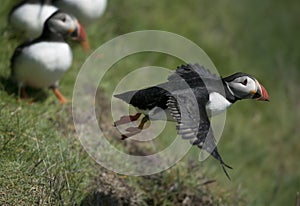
[168,64,220,82]
[167,91,232,179]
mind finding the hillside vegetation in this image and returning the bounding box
[1,0,299,205]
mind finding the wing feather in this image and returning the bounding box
[167,93,232,180]
[168,63,220,82]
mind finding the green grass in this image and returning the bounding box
[1,0,300,205]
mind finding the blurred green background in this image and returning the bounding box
[1,0,299,205]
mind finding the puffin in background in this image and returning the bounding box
[53,0,107,26]
[10,11,89,103]
[114,64,269,179]
[9,0,107,39]
[9,0,58,38]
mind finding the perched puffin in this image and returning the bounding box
[53,0,107,26]
[9,0,105,49]
[10,11,89,103]
[9,0,58,38]
[114,64,269,179]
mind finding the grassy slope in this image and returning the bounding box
[1,0,300,205]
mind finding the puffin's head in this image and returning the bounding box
[45,11,90,51]
[223,72,269,101]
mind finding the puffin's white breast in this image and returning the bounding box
[206,92,232,116]
[13,42,72,88]
[10,4,58,38]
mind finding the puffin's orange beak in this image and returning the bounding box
[257,83,270,101]
[71,21,90,52]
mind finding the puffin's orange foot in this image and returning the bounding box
[120,116,150,140]
[137,116,149,130]
[17,87,34,104]
[21,87,29,99]
[113,113,141,126]
[52,88,67,104]
[121,128,142,140]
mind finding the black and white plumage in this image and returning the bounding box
[114,64,269,179]
[9,0,106,41]
[9,0,58,38]
[10,11,88,103]
[53,0,107,26]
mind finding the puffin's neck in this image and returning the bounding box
[40,26,65,42]
[26,0,53,4]
[223,80,240,103]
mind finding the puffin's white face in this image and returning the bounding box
[227,76,258,99]
[45,12,89,50]
[47,13,78,36]
[225,74,269,101]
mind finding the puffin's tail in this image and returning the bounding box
[114,90,137,104]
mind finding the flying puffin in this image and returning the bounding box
[52,0,107,26]
[114,64,270,179]
[10,11,89,103]
[9,0,58,38]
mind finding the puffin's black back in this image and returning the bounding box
[114,87,170,111]
[114,64,219,111]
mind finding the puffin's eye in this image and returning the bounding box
[241,79,247,85]
[61,17,66,22]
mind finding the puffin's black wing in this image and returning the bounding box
[10,40,37,78]
[167,91,232,180]
[168,63,220,82]
[10,45,25,78]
